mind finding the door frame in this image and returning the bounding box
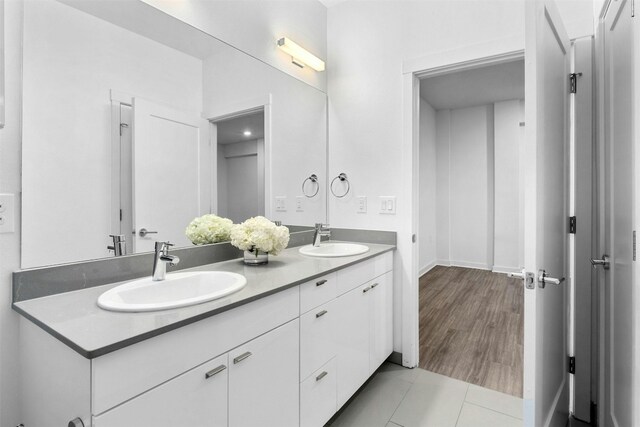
[400,36,524,368]
[203,94,272,218]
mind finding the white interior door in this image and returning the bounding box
[133,98,209,252]
[603,1,635,425]
[523,1,571,426]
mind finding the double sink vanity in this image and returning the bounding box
[13,229,396,427]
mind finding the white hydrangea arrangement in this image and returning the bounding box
[185,214,233,245]
[230,216,290,255]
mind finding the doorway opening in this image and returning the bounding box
[212,109,266,224]
[417,59,525,397]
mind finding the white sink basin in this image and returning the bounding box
[299,242,370,258]
[97,271,247,312]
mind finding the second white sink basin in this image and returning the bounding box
[97,271,247,312]
[299,242,370,258]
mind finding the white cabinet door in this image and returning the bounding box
[93,353,228,427]
[300,358,337,427]
[229,320,300,427]
[335,282,371,408]
[300,299,337,381]
[369,271,393,372]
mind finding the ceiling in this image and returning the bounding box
[215,111,265,145]
[419,60,525,110]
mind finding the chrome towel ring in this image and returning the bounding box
[330,173,350,198]
[302,174,320,198]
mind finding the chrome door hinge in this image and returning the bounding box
[569,73,582,94]
[119,122,129,136]
[119,209,123,222]
[569,216,576,234]
[568,356,576,374]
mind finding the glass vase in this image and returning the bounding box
[243,248,269,266]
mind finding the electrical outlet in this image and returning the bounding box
[275,196,287,212]
[0,194,15,233]
[356,196,367,213]
[379,196,396,214]
[296,196,304,212]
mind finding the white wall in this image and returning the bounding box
[493,99,525,273]
[1,2,23,425]
[418,98,437,274]
[21,0,203,267]
[142,0,327,92]
[436,105,494,270]
[203,43,327,226]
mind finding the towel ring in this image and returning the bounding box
[302,174,320,198]
[330,173,350,198]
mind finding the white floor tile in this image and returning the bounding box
[390,380,468,427]
[330,374,412,427]
[455,403,522,427]
[412,368,470,389]
[465,384,523,419]
[376,362,419,384]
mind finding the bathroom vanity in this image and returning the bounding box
[14,242,394,427]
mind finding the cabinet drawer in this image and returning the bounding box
[299,272,337,314]
[300,300,336,381]
[93,353,228,427]
[91,286,299,415]
[336,252,393,295]
[300,358,337,427]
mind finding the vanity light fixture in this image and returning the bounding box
[276,37,325,72]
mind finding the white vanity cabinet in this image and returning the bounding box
[18,249,394,427]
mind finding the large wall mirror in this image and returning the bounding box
[21,0,327,268]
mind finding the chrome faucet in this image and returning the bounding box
[107,234,126,257]
[313,223,330,247]
[152,241,180,281]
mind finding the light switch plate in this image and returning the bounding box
[379,196,396,214]
[275,196,287,212]
[296,196,304,212]
[356,196,367,213]
[0,194,15,233]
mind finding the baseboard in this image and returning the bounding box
[436,259,451,267]
[419,260,437,276]
[492,265,521,274]
[448,260,492,270]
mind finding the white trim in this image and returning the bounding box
[447,260,492,271]
[419,260,437,277]
[492,266,523,275]
[110,89,133,105]
[202,94,272,122]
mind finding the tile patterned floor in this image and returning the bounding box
[328,363,523,427]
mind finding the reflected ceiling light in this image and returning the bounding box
[243,130,252,136]
[276,37,325,72]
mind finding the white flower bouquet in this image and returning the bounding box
[230,216,290,255]
[185,214,233,245]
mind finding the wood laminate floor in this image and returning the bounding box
[419,266,524,397]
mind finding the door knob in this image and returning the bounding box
[590,254,610,270]
[538,269,565,289]
[138,228,158,238]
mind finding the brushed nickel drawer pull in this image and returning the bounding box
[362,286,372,293]
[205,364,227,379]
[316,310,328,318]
[316,371,328,381]
[233,352,252,364]
[316,279,328,286]
[371,282,379,289]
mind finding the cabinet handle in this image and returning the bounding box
[362,286,372,293]
[316,279,327,286]
[205,364,227,379]
[68,418,85,427]
[316,310,328,318]
[233,352,252,364]
[371,282,379,289]
[316,371,328,381]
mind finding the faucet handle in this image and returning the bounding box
[155,241,174,252]
[315,223,329,228]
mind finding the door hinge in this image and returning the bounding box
[591,401,598,424]
[632,0,635,17]
[119,122,129,136]
[568,356,576,374]
[569,216,576,234]
[119,209,123,222]
[569,73,582,94]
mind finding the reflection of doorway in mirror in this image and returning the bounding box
[214,110,266,224]
[111,97,209,254]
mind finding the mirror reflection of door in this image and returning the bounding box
[214,110,265,224]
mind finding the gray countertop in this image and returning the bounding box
[13,242,395,359]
